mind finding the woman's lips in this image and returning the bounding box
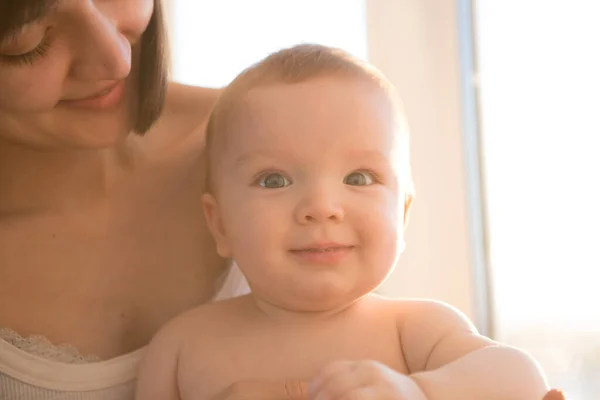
[59,80,125,110]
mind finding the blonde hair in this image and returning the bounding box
[205,43,413,194]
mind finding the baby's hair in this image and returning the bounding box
[205,43,412,195]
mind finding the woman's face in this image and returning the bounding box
[0,0,154,149]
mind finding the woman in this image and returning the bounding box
[0,1,299,398]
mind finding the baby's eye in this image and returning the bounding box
[344,171,375,186]
[258,173,291,189]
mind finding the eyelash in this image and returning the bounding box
[0,36,52,67]
[354,168,383,184]
[252,169,288,184]
[250,168,383,185]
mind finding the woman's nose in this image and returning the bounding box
[68,7,133,81]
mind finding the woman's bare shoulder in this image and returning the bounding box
[165,82,222,119]
[140,82,222,159]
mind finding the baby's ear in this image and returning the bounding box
[202,193,232,258]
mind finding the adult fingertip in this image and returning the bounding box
[285,380,310,400]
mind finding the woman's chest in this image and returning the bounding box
[0,175,224,359]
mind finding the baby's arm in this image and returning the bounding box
[398,300,549,400]
[135,320,183,400]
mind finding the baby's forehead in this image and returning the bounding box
[235,77,398,124]
[206,76,406,170]
[222,93,400,160]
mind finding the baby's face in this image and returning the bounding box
[205,76,409,313]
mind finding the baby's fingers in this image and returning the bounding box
[310,361,384,400]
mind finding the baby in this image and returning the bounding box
[135,44,549,400]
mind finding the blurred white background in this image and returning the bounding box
[475,1,600,397]
[169,0,368,87]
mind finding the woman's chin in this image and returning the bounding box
[49,108,135,149]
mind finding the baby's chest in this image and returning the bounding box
[179,321,408,400]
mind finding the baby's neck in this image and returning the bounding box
[248,295,367,324]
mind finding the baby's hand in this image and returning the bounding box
[309,360,428,400]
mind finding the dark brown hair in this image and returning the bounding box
[0,0,168,134]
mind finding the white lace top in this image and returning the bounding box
[0,264,250,400]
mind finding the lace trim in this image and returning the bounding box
[0,328,101,364]
[0,263,248,366]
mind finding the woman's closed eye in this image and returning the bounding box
[344,170,378,186]
[0,0,58,66]
[0,39,52,66]
[0,31,53,66]
[257,172,292,189]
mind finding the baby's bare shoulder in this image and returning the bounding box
[166,296,259,397]
[390,297,476,329]
[375,296,496,373]
[366,295,473,325]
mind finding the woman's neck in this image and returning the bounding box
[0,136,140,215]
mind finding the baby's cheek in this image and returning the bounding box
[370,195,403,232]
[362,197,403,257]
[231,200,285,247]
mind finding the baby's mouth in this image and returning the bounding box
[293,247,352,253]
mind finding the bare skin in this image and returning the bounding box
[168,295,415,400]
[136,74,550,400]
[137,293,548,400]
[0,3,335,399]
[0,82,227,359]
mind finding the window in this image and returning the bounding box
[169,0,368,87]
[464,1,600,398]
